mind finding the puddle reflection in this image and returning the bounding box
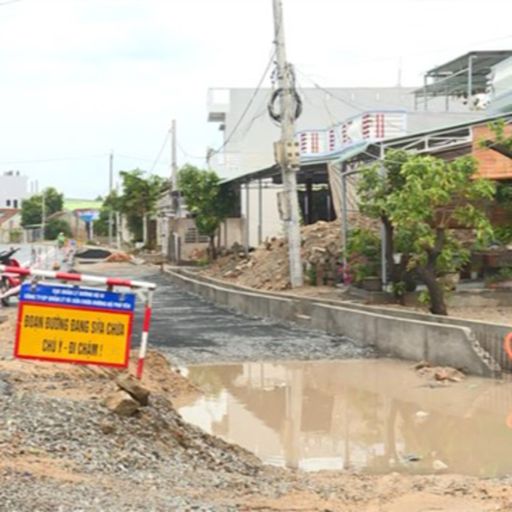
[179,359,512,476]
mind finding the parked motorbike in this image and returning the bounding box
[0,248,23,306]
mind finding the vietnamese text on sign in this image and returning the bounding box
[15,283,136,367]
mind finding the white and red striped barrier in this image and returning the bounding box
[0,264,156,380]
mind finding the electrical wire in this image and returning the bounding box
[295,65,510,172]
[210,49,276,156]
[148,132,170,173]
[176,141,205,161]
[332,33,512,71]
[238,105,268,140]
[0,154,106,164]
[295,67,373,112]
[267,85,303,123]
[295,65,427,137]
[116,153,168,166]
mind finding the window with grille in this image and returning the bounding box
[184,227,209,244]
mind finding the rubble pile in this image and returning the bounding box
[414,361,466,384]
[204,218,376,291]
[105,251,133,263]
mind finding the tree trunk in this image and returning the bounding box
[382,216,397,283]
[142,210,147,246]
[209,235,217,260]
[416,228,448,316]
[417,266,447,315]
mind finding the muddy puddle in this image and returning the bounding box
[178,359,512,477]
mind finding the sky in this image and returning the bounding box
[0,0,511,199]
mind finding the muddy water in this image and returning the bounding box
[179,359,512,477]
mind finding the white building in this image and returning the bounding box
[207,86,484,247]
[0,171,29,210]
[0,209,22,243]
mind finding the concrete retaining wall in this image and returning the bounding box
[168,270,297,322]
[312,302,512,373]
[447,289,512,308]
[172,269,512,373]
[166,268,501,378]
[309,303,494,376]
[169,270,512,369]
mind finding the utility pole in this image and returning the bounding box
[108,151,114,246]
[272,0,303,287]
[171,119,178,190]
[162,119,178,255]
[41,189,46,241]
[116,212,121,249]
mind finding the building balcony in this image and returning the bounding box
[207,88,231,124]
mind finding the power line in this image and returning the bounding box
[0,154,106,164]
[210,49,276,156]
[148,132,170,173]
[238,105,268,140]
[116,153,168,166]
[176,141,205,161]
[295,33,512,72]
[0,0,23,6]
[406,33,512,68]
[296,67,410,141]
[295,66,375,112]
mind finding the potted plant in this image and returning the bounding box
[485,267,512,288]
[346,228,382,291]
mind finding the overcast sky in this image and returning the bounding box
[0,0,511,199]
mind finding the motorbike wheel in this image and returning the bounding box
[0,278,10,307]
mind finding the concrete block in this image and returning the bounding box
[374,316,427,362]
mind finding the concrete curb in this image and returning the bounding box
[166,269,297,322]
[165,267,502,378]
[309,303,498,377]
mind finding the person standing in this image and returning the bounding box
[57,232,66,250]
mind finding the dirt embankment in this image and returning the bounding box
[2,310,512,511]
[201,220,512,326]
[204,220,359,291]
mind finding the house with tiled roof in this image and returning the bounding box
[0,208,22,243]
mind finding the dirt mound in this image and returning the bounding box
[75,248,112,260]
[2,310,512,510]
[204,218,376,291]
[130,350,200,406]
[105,251,132,263]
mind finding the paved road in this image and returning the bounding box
[91,264,372,366]
[0,243,61,268]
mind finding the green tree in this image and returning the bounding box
[45,218,72,240]
[178,165,235,259]
[94,191,120,237]
[484,119,512,157]
[346,228,381,283]
[117,169,165,245]
[357,149,409,283]
[358,152,495,315]
[21,187,64,228]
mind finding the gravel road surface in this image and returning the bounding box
[93,264,373,366]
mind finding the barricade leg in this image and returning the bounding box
[136,290,154,379]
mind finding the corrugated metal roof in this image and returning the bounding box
[426,51,512,76]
